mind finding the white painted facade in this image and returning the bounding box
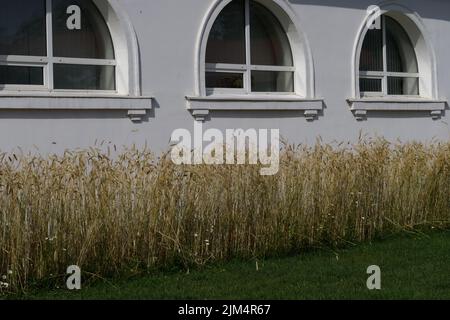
[0,0,449,153]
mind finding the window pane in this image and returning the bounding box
[54,64,115,90]
[0,65,43,85]
[360,78,382,93]
[206,72,243,89]
[0,0,46,56]
[359,23,383,72]
[385,16,418,73]
[250,1,293,66]
[251,71,293,92]
[388,77,419,95]
[205,0,245,64]
[52,0,114,59]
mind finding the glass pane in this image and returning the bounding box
[250,1,293,66]
[53,0,114,59]
[386,16,418,73]
[360,78,382,93]
[359,21,383,72]
[388,77,419,95]
[0,65,43,85]
[54,64,115,90]
[206,72,243,89]
[0,0,46,56]
[205,0,245,64]
[251,71,293,92]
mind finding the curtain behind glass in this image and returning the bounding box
[251,71,293,92]
[52,0,114,59]
[250,1,293,66]
[0,66,43,85]
[385,16,418,73]
[54,64,115,90]
[206,0,245,64]
[359,78,382,93]
[388,77,419,95]
[0,0,46,56]
[359,26,383,72]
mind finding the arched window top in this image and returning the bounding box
[359,14,419,97]
[360,16,418,74]
[206,0,293,67]
[355,6,438,100]
[0,0,139,95]
[204,0,296,95]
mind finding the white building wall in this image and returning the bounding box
[0,0,448,154]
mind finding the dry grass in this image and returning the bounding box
[0,139,449,292]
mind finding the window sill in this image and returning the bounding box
[186,95,324,121]
[0,94,154,122]
[347,98,447,120]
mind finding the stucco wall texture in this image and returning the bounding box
[0,0,449,154]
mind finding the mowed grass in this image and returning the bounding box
[18,231,450,300]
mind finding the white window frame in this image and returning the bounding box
[0,0,116,94]
[206,0,295,95]
[359,15,420,98]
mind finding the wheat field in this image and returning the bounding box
[0,139,449,292]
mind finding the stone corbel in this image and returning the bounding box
[191,109,210,122]
[128,109,148,122]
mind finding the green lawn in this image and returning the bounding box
[13,231,450,300]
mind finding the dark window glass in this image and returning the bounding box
[359,26,383,72]
[359,15,419,97]
[54,64,115,90]
[0,0,46,56]
[0,65,43,85]
[52,0,114,59]
[206,0,245,64]
[360,78,382,92]
[388,77,419,95]
[206,72,244,88]
[250,2,293,66]
[385,16,418,73]
[251,71,293,92]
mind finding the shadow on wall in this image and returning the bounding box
[205,101,327,120]
[0,109,155,122]
[288,0,450,21]
[346,103,448,122]
[359,108,449,120]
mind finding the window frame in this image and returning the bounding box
[359,15,420,98]
[0,0,117,94]
[205,0,296,95]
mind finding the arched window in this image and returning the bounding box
[359,14,419,97]
[0,0,115,91]
[205,0,294,94]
